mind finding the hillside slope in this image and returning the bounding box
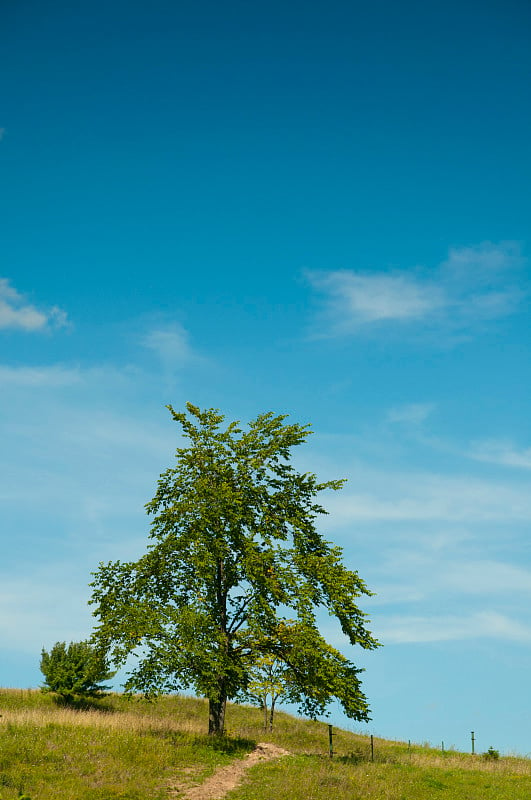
[0,689,530,799]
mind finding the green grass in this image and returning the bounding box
[1,689,530,800]
[0,690,253,800]
[226,755,531,800]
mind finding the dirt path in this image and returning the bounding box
[169,742,290,800]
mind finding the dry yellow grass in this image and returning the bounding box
[0,706,204,734]
[407,751,531,775]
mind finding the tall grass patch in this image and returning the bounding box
[0,691,254,800]
[225,755,531,800]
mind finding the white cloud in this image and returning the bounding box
[0,278,69,332]
[372,556,531,609]
[0,365,83,387]
[307,271,444,327]
[326,472,531,523]
[445,560,531,595]
[442,240,525,281]
[468,440,531,470]
[48,305,69,328]
[306,241,526,338]
[375,611,531,644]
[386,403,434,425]
[142,323,198,366]
[0,363,143,390]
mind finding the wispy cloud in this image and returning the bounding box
[327,472,531,523]
[0,278,69,332]
[0,365,83,387]
[375,611,531,644]
[386,403,434,425]
[468,439,531,470]
[307,271,443,329]
[0,363,143,390]
[142,323,200,366]
[372,554,531,607]
[442,240,525,281]
[444,560,531,595]
[306,241,526,339]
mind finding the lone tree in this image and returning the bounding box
[40,640,115,701]
[89,403,379,734]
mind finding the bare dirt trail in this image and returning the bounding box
[169,742,290,800]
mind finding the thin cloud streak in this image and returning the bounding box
[371,557,531,608]
[386,403,434,425]
[306,241,526,339]
[0,363,143,389]
[327,473,531,523]
[445,560,531,595]
[375,611,531,644]
[0,365,83,387]
[468,439,531,470]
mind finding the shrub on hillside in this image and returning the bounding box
[40,640,115,700]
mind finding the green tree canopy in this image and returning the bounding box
[40,640,115,700]
[89,403,379,734]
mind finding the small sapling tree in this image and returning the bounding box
[245,653,290,731]
[40,640,115,700]
[89,403,380,734]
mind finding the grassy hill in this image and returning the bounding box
[1,688,530,799]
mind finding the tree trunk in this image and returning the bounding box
[269,696,276,732]
[208,696,227,735]
[263,695,268,731]
[210,556,228,737]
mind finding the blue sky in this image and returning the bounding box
[2,0,531,755]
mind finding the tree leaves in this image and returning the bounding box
[40,641,115,699]
[89,403,380,732]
